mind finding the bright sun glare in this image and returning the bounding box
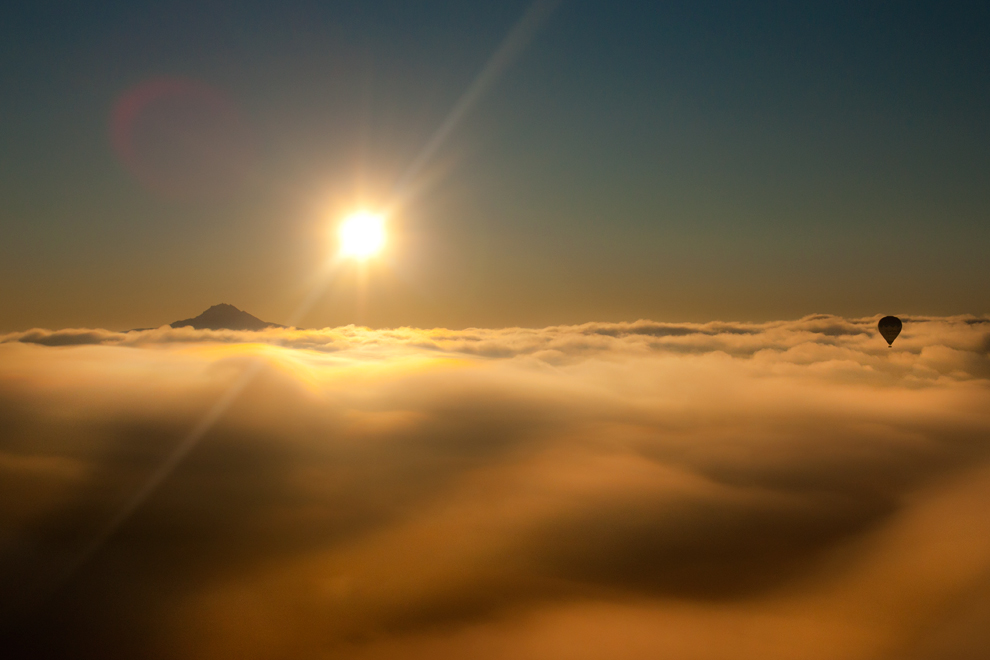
[338,211,386,259]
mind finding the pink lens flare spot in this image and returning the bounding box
[110,77,256,200]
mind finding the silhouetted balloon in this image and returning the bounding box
[878,316,902,346]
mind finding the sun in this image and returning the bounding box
[338,211,386,259]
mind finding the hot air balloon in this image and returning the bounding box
[878,316,902,347]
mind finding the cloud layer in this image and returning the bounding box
[1,315,989,659]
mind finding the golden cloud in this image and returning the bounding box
[1,316,989,658]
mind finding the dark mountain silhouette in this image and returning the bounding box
[170,304,283,331]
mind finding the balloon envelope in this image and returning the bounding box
[878,316,902,346]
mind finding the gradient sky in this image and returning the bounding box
[1,0,988,331]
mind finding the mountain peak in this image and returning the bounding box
[170,304,283,331]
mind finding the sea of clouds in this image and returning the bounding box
[1,315,989,659]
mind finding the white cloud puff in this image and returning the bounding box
[1,315,989,659]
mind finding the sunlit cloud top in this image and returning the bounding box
[4,314,988,383]
[2,314,990,658]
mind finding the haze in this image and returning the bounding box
[1,1,987,331]
[1,2,989,659]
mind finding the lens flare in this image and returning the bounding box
[338,212,386,259]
